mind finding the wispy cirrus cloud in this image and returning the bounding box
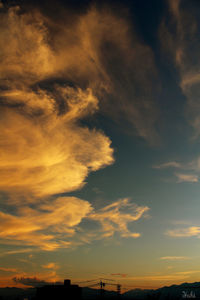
[153,159,200,183]
[88,198,149,239]
[0,248,34,257]
[42,263,59,270]
[166,226,200,237]
[160,0,200,137]
[153,161,182,169]
[0,198,149,250]
[110,273,128,278]
[175,173,198,183]
[0,267,19,273]
[160,256,190,261]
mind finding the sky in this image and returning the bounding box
[1,0,200,291]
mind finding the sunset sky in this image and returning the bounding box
[1,0,200,291]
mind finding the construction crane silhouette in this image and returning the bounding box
[85,278,121,298]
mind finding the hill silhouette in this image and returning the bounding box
[0,281,200,299]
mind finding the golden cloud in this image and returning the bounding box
[0,198,149,250]
[0,4,151,251]
[0,86,114,197]
[0,267,19,273]
[0,197,92,250]
[110,273,128,278]
[89,198,149,238]
[0,270,61,288]
[0,5,115,197]
[0,3,159,199]
[0,6,55,84]
[42,263,59,270]
[166,226,200,237]
[160,256,190,260]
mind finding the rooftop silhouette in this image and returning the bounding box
[35,279,82,300]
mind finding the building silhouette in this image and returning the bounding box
[36,279,82,300]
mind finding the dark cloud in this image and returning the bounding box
[12,276,62,287]
[160,0,200,138]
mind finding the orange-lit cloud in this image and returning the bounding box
[0,3,159,180]
[0,197,92,250]
[111,273,128,278]
[0,248,33,257]
[0,267,19,273]
[166,226,200,237]
[0,0,156,204]
[175,173,198,183]
[160,256,190,261]
[0,88,113,197]
[0,3,151,252]
[0,270,62,288]
[42,263,59,270]
[89,198,149,238]
[0,198,148,250]
[0,4,114,198]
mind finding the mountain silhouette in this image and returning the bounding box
[0,281,200,299]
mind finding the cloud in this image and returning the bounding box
[0,197,92,250]
[51,3,159,143]
[88,198,149,239]
[0,267,19,273]
[175,173,198,183]
[0,248,33,257]
[153,159,199,183]
[176,270,200,275]
[0,5,115,198]
[153,161,182,169]
[110,273,128,278]
[0,269,62,288]
[0,1,156,197]
[12,270,200,288]
[0,3,159,190]
[42,263,59,270]
[160,256,190,261]
[166,226,200,237]
[0,3,152,252]
[13,276,62,287]
[160,0,200,137]
[0,87,113,197]
[10,267,63,288]
[0,198,149,250]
